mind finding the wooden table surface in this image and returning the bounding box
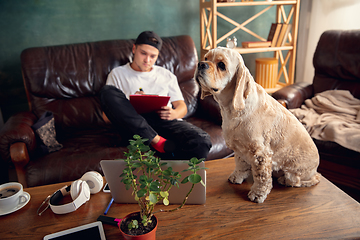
[1,158,360,239]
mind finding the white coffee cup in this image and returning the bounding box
[0,182,29,212]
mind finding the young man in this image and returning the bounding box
[99,31,212,160]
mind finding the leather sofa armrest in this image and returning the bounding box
[198,95,222,125]
[272,82,314,109]
[0,111,38,165]
[10,142,30,187]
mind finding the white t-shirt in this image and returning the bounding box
[106,63,184,106]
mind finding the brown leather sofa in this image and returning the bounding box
[0,35,233,188]
[272,30,360,201]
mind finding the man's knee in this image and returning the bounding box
[198,134,212,158]
[187,132,212,159]
[99,85,126,105]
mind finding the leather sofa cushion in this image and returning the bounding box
[313,30,360,99]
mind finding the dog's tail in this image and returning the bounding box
[300,172,321,187]
[278,172,321,187]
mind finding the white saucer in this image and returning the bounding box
[0,192,31,216]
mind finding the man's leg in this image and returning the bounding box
[146,117,212,160]
[99,85,157,144]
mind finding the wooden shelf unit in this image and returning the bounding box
[199,0,300,92]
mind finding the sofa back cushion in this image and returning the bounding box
[21,35,199,131]
[313,30,360,99]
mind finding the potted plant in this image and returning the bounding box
[118,135,206,239]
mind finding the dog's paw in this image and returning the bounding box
[248,190,267,203]
[228,170,245,184]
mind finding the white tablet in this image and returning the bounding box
[43,221,106,240]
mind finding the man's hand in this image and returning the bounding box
[157,100,187,120]
[134,90,145,95]
[157,106,177,120]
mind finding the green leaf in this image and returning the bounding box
[163,197,169,206]
[149,182,160,192]
[144,162,154,168]
[181,177,189,184]
[160,191,169,198]
[122,178,132,185]
[137,189,147,198]
[132,162,142,168]
[127,145,137,152]
[139,175,148,185]
[200,180,206,188]
[170,178,179,186]
[128,219,138,229]
[189,157,198,164]
[140,145,150,152]
[189,157,205,165]
[149,192,158,204]
[142,215,151,226]
[189,173,201,184]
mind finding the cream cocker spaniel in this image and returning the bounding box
[195,47,320,203]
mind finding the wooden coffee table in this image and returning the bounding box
[1,158,360,239]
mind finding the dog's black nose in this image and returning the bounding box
[198,62,209,70]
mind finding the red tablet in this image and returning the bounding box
[129,95,170,114]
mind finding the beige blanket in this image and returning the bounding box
[290,90,360,152]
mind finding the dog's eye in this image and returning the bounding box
[218,62,226,71]
[204,57,208,61]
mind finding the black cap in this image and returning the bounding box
[135,31,163,51]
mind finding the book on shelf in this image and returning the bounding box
[267,23,282,47]
[276,23,292,47]
[241,41,271,48]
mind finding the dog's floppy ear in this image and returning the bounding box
[232,58,252,111]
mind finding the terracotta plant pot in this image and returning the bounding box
[119,212,158,240]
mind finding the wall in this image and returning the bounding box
[296,0,360,83]
[0,0,276,124]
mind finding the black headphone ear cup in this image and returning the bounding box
[70,180,82,200]
[81,171,103,194]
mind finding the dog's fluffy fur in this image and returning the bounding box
[195,47,320,203]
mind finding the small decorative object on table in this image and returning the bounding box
[118,135,206,239]
[226,36,237,49]
[255,58,278,89]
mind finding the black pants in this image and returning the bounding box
[99,85,212,160]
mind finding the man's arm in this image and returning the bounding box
[158,100,187,120]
